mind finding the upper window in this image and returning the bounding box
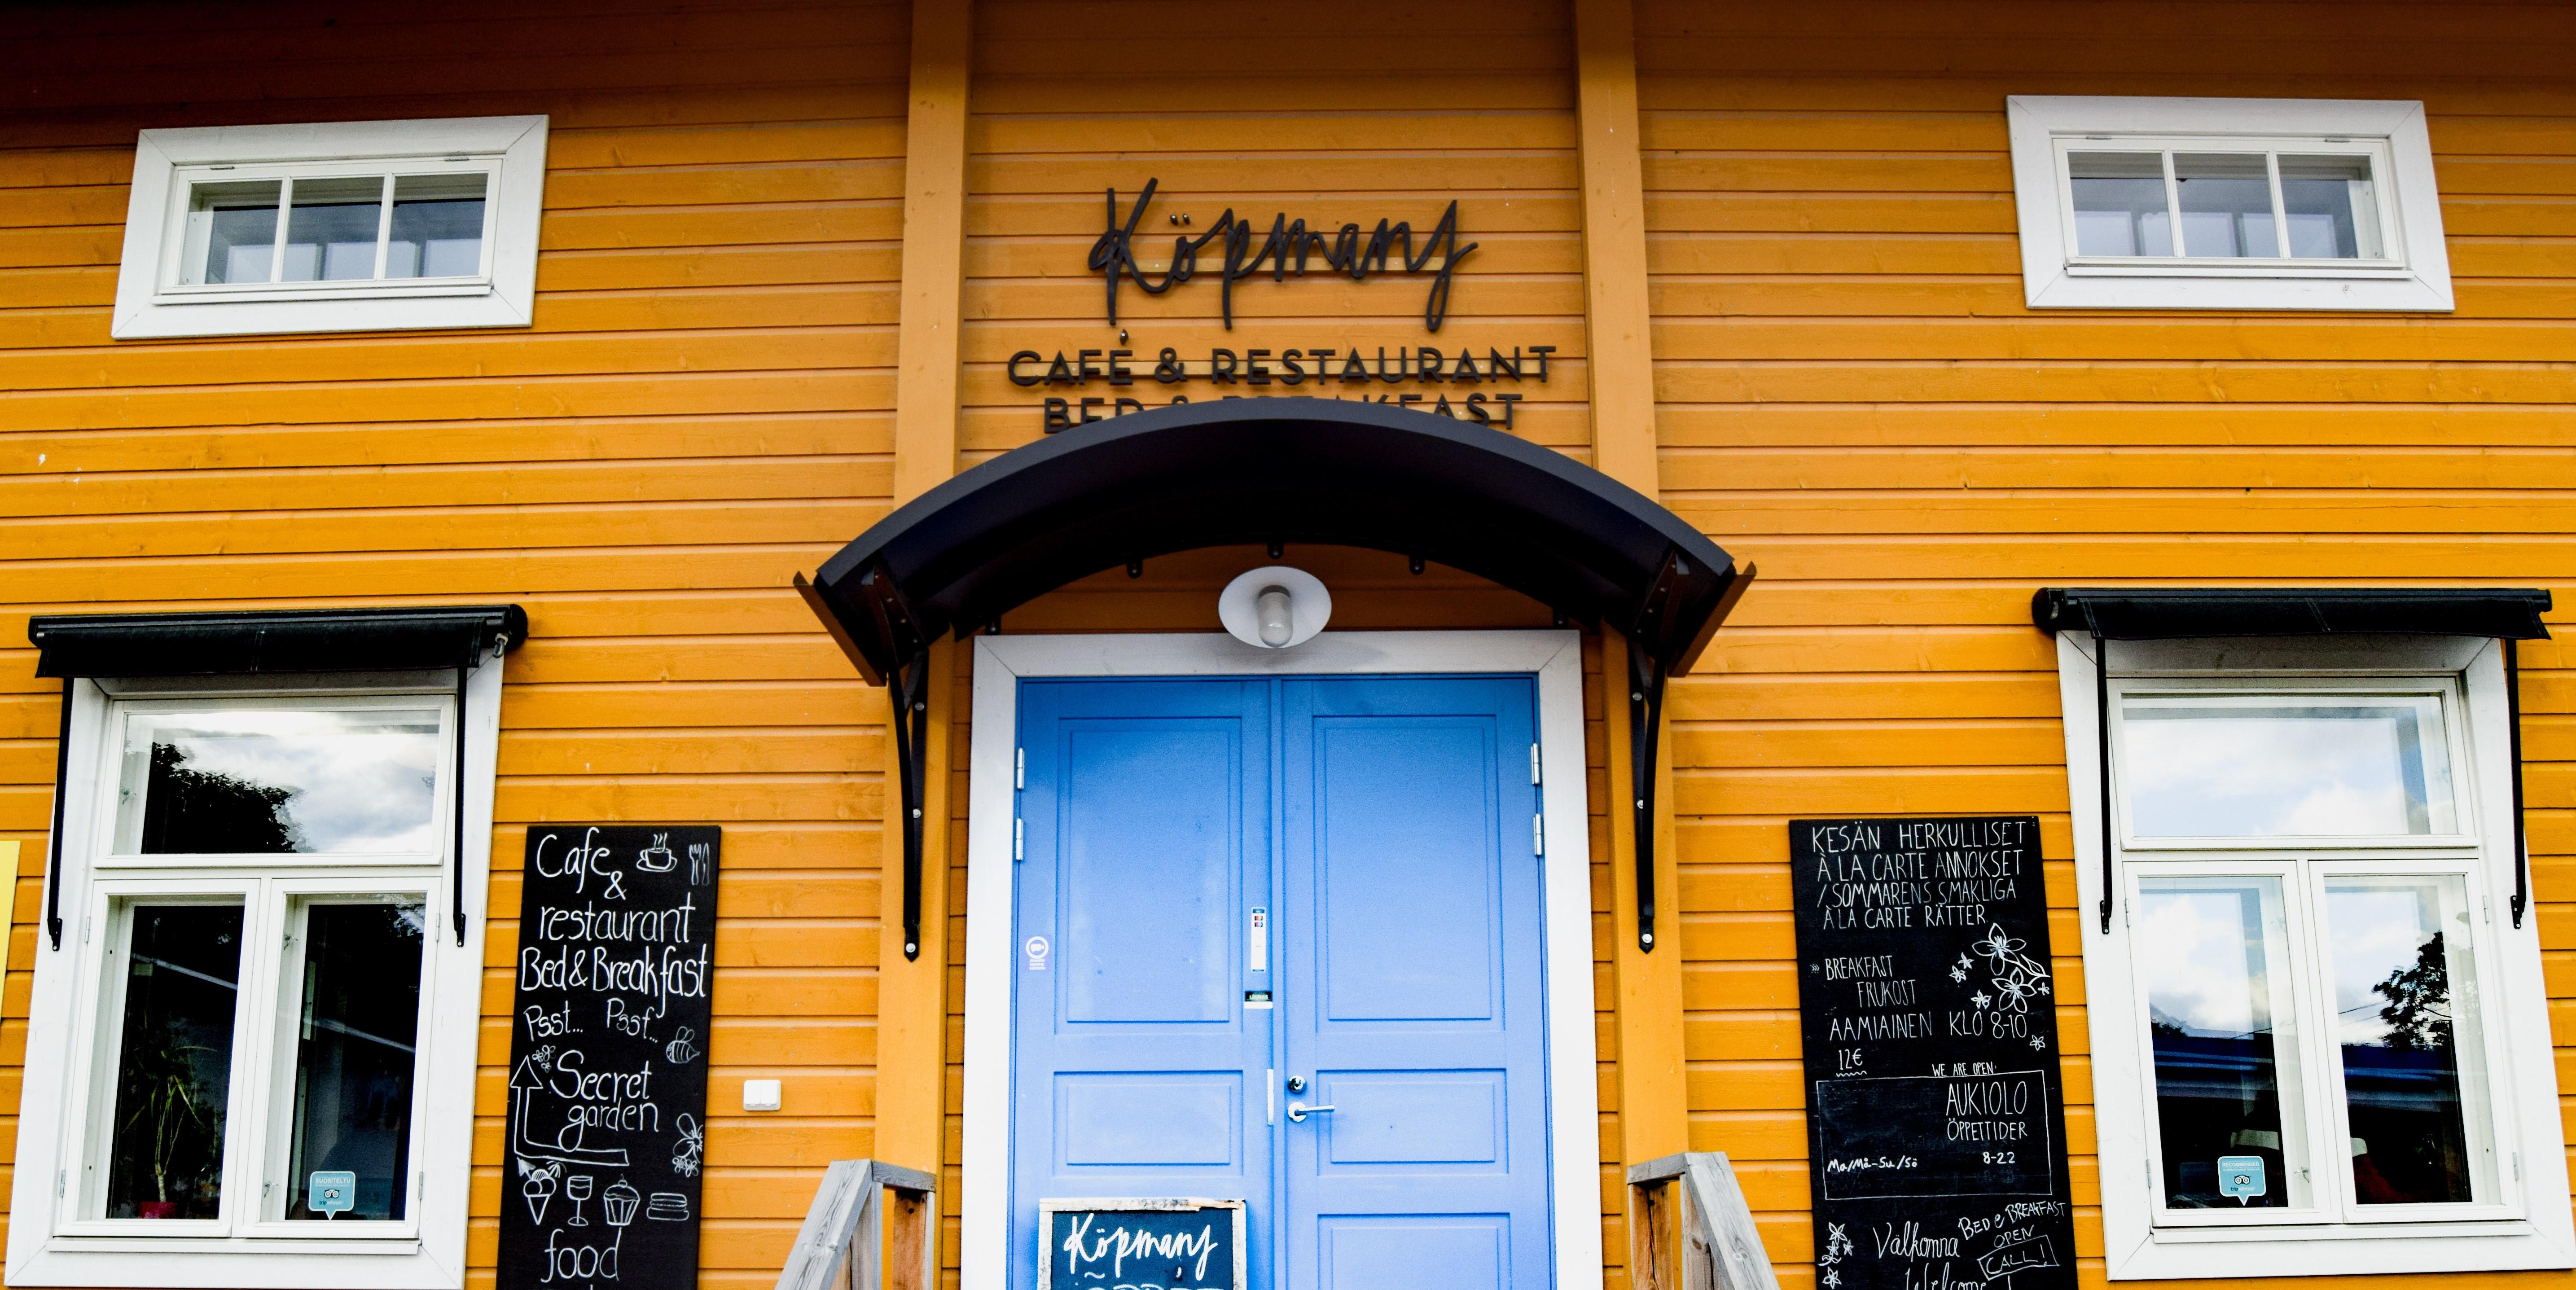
[2055,635,2574,1281]
[2007,97,2452,311]
[113,116,547,339]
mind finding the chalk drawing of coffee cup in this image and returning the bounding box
[637,833,677,873]
[663,1027,701,1066]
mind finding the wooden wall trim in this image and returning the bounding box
[878,0,972,1177]
[1575,0,1691,1211]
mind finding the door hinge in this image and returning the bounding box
[56,1170,64,1198]
[1014,816,1025,861]
[1014,747,1024,790]
[2514,1151,2523,1180]
[1530,742,1541,785]
[1533,813,1545,857]
[2484,894,2493,923]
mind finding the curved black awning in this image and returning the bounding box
[801,396,1747,683]
[799,397,1751,963]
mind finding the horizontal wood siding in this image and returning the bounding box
[0,3,909,1285]
[1635,3,2576,1287]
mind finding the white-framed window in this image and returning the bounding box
[2056,634,2575,1279]
[2007,97,2452,311]
[111,116,547,339]
[7,670,500,1289]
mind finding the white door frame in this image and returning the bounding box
[959,630,1606,1289]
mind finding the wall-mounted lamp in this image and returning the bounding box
[1218,565,1330,650]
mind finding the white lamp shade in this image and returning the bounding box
[1217,565,1332,649]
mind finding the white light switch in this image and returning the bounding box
[743,1079,783,1112]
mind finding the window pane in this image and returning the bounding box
[2280,155,2383,259]
[2069,151,2173,255]
[105,903,243,1220]
[284,900,426,1221]
[2121,695,2456,837]
[184,180,281,285]
[2326,876,2484,1206]
[2175,153,2280,257]
[386,173,489,279]
[282,176,385,282]
[120,708,443,854]
[2137,878,2308,1210]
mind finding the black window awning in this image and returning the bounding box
[2035,586,2554,938]
[2032,587,2552,641]
[26,604,528,954]
[31,604,529,677]
[799,397,1753,961]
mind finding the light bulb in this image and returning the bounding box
[1256,586,1294,646]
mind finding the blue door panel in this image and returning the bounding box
[1057,1072,1242,1167]
[1313,720,1501,1025]
[1012,680,1272,1287]
[1061,723,1238,1024]
[1319,1216,1509,1290]
[1013,674,1551,1289]
[1283,678,1551,1290]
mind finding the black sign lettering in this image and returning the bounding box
[1086,179,1477,331]
[1790,816,2075,1290]
[500,826,720,1290]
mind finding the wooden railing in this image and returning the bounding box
[1628,1152,1781,1290]
[775,1159,937,1290]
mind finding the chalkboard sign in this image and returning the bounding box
[500,825,720,1290]
[1037,1198,1246,1290]
[1789,816,2075,1290]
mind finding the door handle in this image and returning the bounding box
[1286,1101,1335,1123]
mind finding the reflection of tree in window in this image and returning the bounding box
[140,742,306,853]
[2348,928,2471,1205]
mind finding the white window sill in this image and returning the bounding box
[2117,1221,2574,1280]
[11,1241,457,1290]
[2025,264,2453,312]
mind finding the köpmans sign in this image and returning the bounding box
[1007,180,1555,433]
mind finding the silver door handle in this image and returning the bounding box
[1286,1101,1335,1123]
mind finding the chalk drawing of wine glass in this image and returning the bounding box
[565,1174,594,1226]
[637,833,677,873]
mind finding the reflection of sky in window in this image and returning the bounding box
[127,709,440,852]
[2326,884,2446,1047]
[2123,700,2450,836]
[2138,884,2276,1036]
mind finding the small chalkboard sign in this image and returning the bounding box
[1037,1198,1246,1290]
[499,825,720,1290]
[1790,816,2075,1290]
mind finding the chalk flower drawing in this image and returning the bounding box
[1971,923,2052,1016]
[671,1114,705,1178]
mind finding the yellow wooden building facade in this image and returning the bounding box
[0,1,2569,1289]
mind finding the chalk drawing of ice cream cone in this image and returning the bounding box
[521,1162,560,1224]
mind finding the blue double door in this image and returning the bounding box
[1011,676,1554,1289]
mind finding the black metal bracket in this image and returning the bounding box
[1628,641,1668,953]
[848,561,933,961]
[2508,637,2530,928]
[2094,634,2115,934]
[44,678,71,952]
[455,649,473,947]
